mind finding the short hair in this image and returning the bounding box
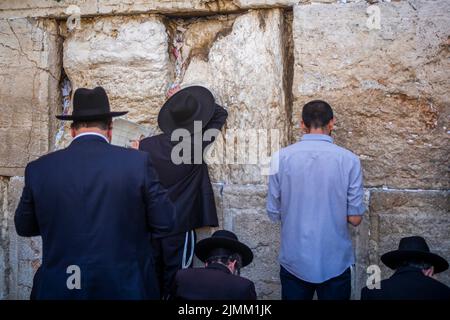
[70,118,112,131]
[302,100,334,129]
[206,253,243,274]
[402,259,432,270]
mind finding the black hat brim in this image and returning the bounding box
[56,111,128,121]
[381,250,449,273]
[195,236,254,267]
[158,86,215,135]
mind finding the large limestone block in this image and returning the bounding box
[369,190,450,287]
[233,212,281,300]
[221,184,280,299]
[0,1,98,19]
[181,9,291,184]
[0,18,61,176]
[62,15,172,147]
[292,1,450,189]
[0,0,298,19]
[7,177,42,299]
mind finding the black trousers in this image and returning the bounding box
[151,230,196,299]
[280,265,351,300]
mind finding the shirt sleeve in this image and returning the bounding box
[347,157,366,216]
[266,151,281,222]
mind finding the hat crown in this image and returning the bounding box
[398,236,430,252]
[169,92,200,124]
[211,230,239,241]
[73,86,111,116]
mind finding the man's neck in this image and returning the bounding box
[306,129,330,135]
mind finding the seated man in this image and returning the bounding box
[171,230,257,300]
[361,236,450,300]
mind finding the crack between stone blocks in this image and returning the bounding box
[366,186,450,193]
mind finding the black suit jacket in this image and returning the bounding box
[361,266,450,300]
[15,134,175,300]
[139,104,228,237]
[172,263,257,300]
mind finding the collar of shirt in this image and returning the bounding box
[72,132,109,144]
[301,133,334,143]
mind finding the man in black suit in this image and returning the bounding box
[171,230,257,300]
[137,85,228,299]
[14,87,175,300]
[361,236,450,300]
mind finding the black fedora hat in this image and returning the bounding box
[56,86,128,121]
[195,230,254,267]
[158,85,215,135]
[381,236,449,273]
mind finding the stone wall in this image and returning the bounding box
[0,0,449,300]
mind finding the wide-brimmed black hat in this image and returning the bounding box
[158,85,215,135]
[195,230,253,267]
[56,86,127,121]
[381,236,449,273]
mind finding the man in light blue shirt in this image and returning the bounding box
[267,100,366,300]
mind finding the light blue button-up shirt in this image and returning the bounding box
[267,134,366,283]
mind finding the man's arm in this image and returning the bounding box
[15,164,40,237]
[202,104,228,150]
[266,151,281,222]
[347,157,366,226]
[143,155,176,235]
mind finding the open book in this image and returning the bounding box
[111,118,155,148]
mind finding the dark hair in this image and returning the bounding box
[302,100,334,129]
[70,118,112,131]
[206,253,243,275]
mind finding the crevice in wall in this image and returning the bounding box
[281,8,294,146]
[163,13,240,90]
[0,176,11,299]
[54,70,72,150]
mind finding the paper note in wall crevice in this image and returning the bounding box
[111,118,154,148]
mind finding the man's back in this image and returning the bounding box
[267,134,365,283]
[172,264,257,300]
[15,135,174,299]
[361,267,450,300]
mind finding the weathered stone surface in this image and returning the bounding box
[180,9,291,184]
[0,0,299,19]
[221,184,280,299]
[349,190,371,299]
[0,178,8,299]
[233,212,281,299]
[61,15,172,147]
[0,18,61,176]
[292,1,450,189]
[369,190,450,287]
[6,177,42,300]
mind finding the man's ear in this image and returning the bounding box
[301,121,309,133]
[328,117,335,132]
[107,127,113,142]
[70,127,76,138]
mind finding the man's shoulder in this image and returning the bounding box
[140,134,165,145]
[28,143,148,171]
[332,144,360,160]
[26,148,67,171]
[278,141,359,160]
